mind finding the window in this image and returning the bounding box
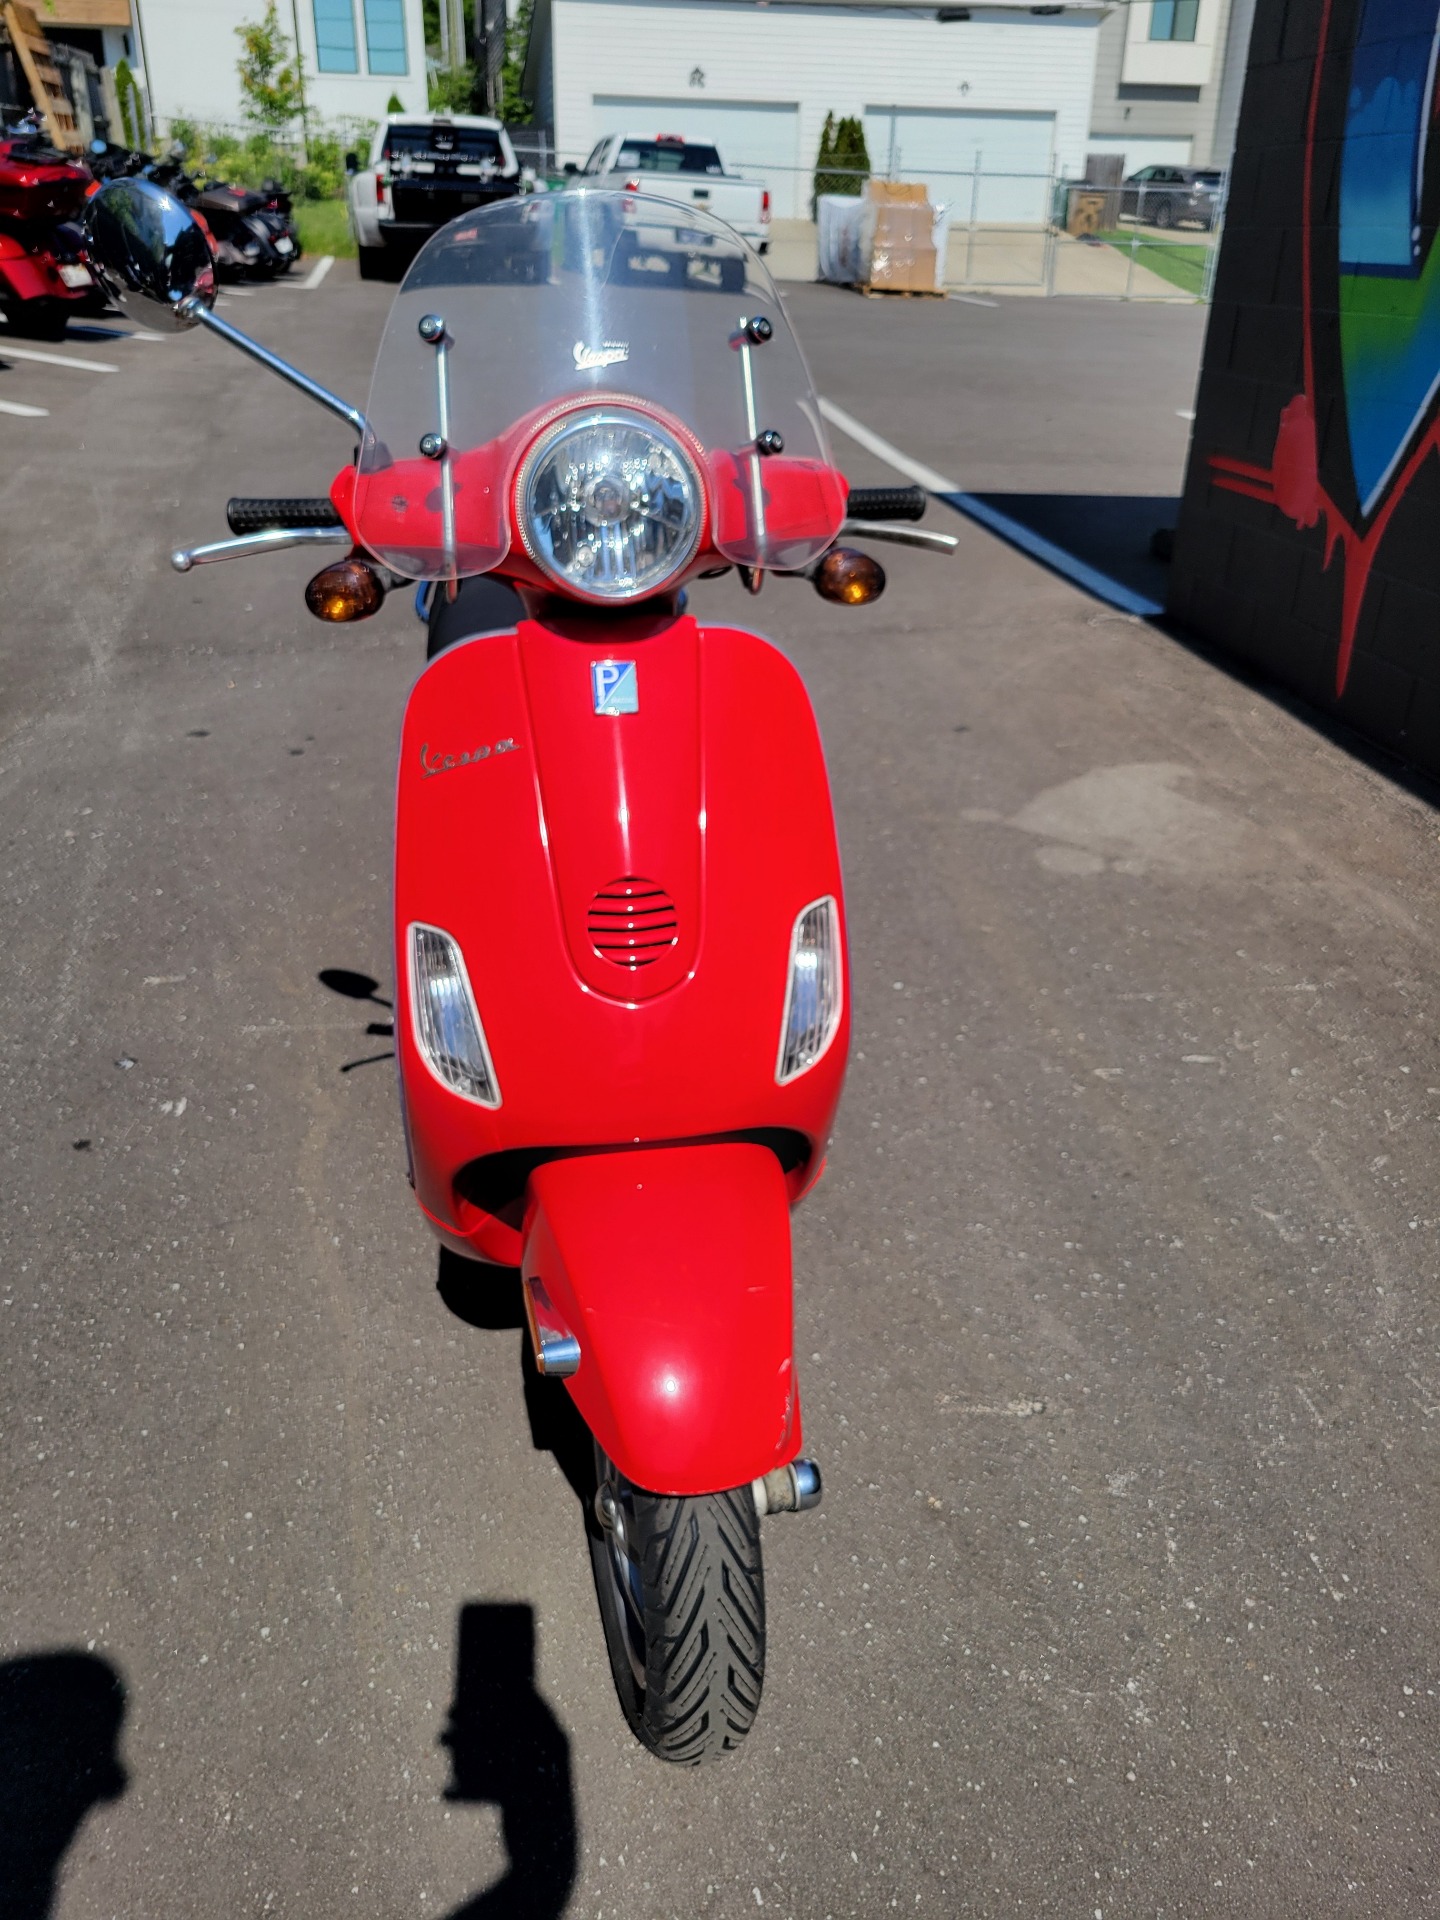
[313,0,358,71]
[1150,0,1199,39]
[363,0,408,73]
[613,141,724,176]
[383,125,504,166]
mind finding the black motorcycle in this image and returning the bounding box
[187,176,300,279]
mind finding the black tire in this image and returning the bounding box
[357,243,386,281]
[1153,198,1175,230]
[3,297,70,340]
[588,1445,765,1766]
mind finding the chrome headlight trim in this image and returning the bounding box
[516,405,704,604]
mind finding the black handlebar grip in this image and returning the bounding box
[226,497,344,535]
[844,485,929,522]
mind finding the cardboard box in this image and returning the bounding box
[872,204,933,251]
[867,179,928,206]
[867,243,938,292]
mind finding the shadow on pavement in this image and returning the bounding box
[440,1603,577,1919]
[436,1250,595,1507]
[962,492,1177,607]
[0,1651,127,1920]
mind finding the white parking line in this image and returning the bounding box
[0,398,49,417]
[0,343,117,373]
[290,254,334,291]
[819,398,959,493]
[949,292,1000,308]
[818,395,1165,620]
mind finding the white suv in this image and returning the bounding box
[346,113,521,279]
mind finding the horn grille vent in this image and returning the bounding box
[587,877,679,970]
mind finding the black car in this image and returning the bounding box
[1120,165,1225,230]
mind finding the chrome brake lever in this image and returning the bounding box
[170,526,352,573]
[840,519,959,555]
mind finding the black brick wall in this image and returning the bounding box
[1169,0,1440,776]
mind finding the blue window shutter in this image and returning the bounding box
[364,0,409,75]
[313,0,359,71]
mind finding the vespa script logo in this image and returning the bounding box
[573,340,629,371]
[419,737,519,779]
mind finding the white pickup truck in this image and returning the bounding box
[571,133,771,256]
[346,113,521,280]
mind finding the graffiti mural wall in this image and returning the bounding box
[1170,0,1440,775]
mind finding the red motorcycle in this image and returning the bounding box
[0,115,98,338]
[83,180,953,1764]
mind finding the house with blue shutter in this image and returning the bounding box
[126,0,427,130]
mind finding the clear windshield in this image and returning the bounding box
[353,190,837,581]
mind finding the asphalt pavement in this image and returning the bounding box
[3,265,1438,1919]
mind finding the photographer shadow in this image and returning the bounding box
[440,1603,577,1920]
[0,1651,127,1920]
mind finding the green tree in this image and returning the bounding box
[813,113,869,214]
[114,56,147,150]
[235,2,304,135]
[428,62,477,111]
[499,0,533,123]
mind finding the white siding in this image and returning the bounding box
[865,105,1055,221]
[549,0,1101,218]
[134,0,428,129]
[1085,133,1194,174]
[592,94,803,213]
[1120,0,1222,89]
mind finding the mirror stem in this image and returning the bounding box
[180,297,368,437]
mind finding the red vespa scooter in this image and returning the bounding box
[0,114,98,337]
[83,181,954,1764]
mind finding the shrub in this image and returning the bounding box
[812,113,870,215]
[166,116,372,202]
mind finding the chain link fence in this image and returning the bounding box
[515,139,1226,301]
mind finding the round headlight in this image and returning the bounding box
[518,407,703,602]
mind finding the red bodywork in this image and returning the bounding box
[339,398,850,1496]
[0,137,94,317]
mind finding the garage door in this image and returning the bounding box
[863,108,1056,224]
[592,96,802,218]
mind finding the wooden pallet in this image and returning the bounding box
[857,283,946,299]
[3,1,81,151]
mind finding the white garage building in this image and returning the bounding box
[523,0,1107,222]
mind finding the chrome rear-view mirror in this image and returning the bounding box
[82,176,216,330]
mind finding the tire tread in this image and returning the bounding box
[591,1471,766,1766]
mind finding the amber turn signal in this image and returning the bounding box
[305,557,385,623]
[813,547,886,606]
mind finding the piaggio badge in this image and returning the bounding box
[592,660,638,715]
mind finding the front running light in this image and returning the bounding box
[518,407,703,602]
[409,923,501,1106]
[776,896,843,1084]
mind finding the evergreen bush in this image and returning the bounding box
[812,113,870,216]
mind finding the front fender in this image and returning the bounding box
[522,1143,800,1496]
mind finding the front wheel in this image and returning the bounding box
[588,1445,765,1765]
